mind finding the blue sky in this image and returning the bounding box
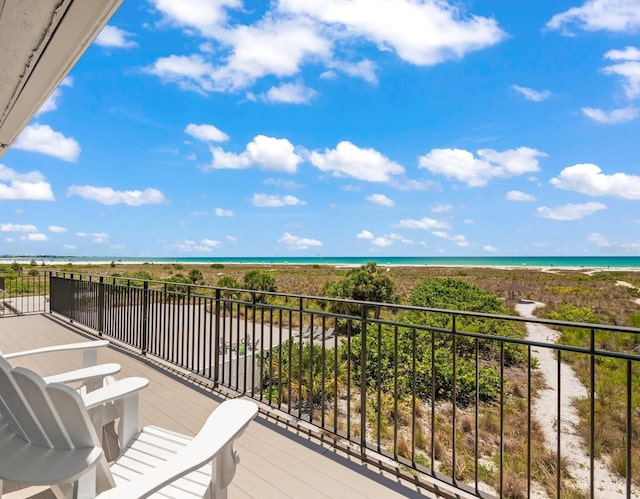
[2,0,640,257]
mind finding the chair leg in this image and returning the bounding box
[117,392,139,450]
[209,442,240,498]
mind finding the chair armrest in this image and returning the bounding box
[4,340,110,367]
[44,363,121,385]
[82,376,149,409]
[96,399,258,499]
[83,376,150,450]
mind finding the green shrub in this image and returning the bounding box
[243,270,276,303]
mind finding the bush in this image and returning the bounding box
[261,340,347,406]
[166,274,191,294]
[243,270,276,303]
[188,269,204,285]
[217,276,240,289]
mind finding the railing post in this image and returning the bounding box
[98,276,104,336]
[214,288,221,387]
[46,271,51,313]
[360,303,368,457]
[141,280,149,355]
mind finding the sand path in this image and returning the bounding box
[515,301,638,498]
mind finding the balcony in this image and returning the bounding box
[1,271,639,498]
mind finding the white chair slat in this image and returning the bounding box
[12,368,71,449]
[47,383,100,449]
[0,358,48,447]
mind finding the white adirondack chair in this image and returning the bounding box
[0,356,258,498]
[2,340,123,450]
[2,340,120,391]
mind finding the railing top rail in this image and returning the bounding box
[54,272,640,334]
[50,271,640,336]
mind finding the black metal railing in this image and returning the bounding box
[48,272,640,499]
[0,270,48,316]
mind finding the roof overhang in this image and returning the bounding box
[0,0,124,159]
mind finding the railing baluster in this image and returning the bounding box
[627,359,632,499]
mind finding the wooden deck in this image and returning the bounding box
[0,313,458,499]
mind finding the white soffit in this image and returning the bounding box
[0,0,124,159]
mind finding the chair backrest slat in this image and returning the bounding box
[47,382,99,449]
[0,356,50,447]
[13,368,73,449]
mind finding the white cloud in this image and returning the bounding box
[64,244,77,250]
[171,238,223,252]
[0,165,54,201]
[23,233,48,242]
[430,202,453,213]
[328,59,378,84]
[367,194,394,207]
[278,0,505,66]
[263,83,317,104]
[0,223,37,233]
[209,135,302,173]
[185,123,229,142]
[506,190,536,202]
[582,106,640,123]
[225,235,237,242]
[214,18,331,91]
[483,245,497,252]
[95,25,138,48]
[201,238,222,247]
[606,46,640,61]
[432,231,469,247]
[147,54,217,94]
[77,232,110,244]
[310,141,405,182]
[149,0,503,94]
[550,163,640,199]
[48,225,68,233]
[418,146,545,187]
[14,124,80,162]
[36,77,73,116]
[388,233,414,244]
[264,177,303,189]
[67,186,167,205]
[588,233,610,246]
[151,0,239,37]
[537,202,607,221]
[397,217,450,230]
[512,85,551,102]
[602,50,640,99]
[215,208,234,217]
[356,230,374,239]
[150,18,331,93]
[372,236,393,247]
[278,232,323,250]
[547,0,640,33]
[251,194,306,207]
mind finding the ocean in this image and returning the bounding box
[3,255,640,269]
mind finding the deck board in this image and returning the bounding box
[0,313,448,498]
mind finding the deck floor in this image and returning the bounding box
[0,313,452,498]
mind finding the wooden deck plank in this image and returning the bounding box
[0,313,438,498]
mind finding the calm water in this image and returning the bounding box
[4,255,640,268]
